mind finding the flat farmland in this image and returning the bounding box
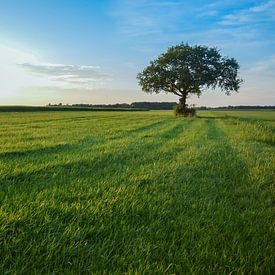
[0,110,274,273]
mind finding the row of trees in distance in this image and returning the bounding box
[47,102,275,110]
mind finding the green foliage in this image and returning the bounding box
[137,43,243,108]
[173,104,196,117]
[0,111,274,273]
[131,101,177,110]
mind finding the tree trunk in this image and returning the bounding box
[179,94,187,109]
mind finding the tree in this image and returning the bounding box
[137,43,243,115]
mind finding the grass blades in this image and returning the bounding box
[0,111,274,273]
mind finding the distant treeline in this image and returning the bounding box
[0,103,274,112]
[197,105,275,110]
[52,102,177,110]
[0,106,148,112]
[51,103,275,110]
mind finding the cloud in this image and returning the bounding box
[111,0,189,37]
[0,43,111,105]
[28,86,101,93]
[0,43,50,99]
[198,10,218,17]
[249,0,275,12]
[19,63,111,85]
[220,0,275,26]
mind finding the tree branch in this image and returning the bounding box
[172,90,182,97]
[171,84,183,97]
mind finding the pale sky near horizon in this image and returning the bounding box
[0,0,274,106]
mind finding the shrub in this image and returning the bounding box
[173,104,196,117]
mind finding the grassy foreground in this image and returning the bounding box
[0,110,274,273]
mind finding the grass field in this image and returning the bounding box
[0,110,274,273]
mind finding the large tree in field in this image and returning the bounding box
[137,43,242,114]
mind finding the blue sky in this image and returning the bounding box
[0,0,274,106]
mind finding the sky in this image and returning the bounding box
[0,0,274,106]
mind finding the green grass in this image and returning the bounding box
[0,110,274,274]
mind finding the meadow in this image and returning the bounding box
[0,110,274,273]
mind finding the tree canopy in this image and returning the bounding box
[137,43,243,109]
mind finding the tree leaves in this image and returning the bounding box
[137,43,243,101]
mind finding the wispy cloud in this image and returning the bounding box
[249,0,275,12]
[19,63,110,85]
[198,10,218,17]
[111,0,188,37]
[0,42,112,105]
[220,0,275,26]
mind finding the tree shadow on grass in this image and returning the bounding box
[128,119,169,134]
[0,119,199,273]
[161,119,194,139]
[156,119,273,272]
[1,119,273,274]
[0,136,103,160]
[198,115,275,146]
[0,144,74,159]
[0,119,195,193]
[1,118,172,162]
[196,115,230,120]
